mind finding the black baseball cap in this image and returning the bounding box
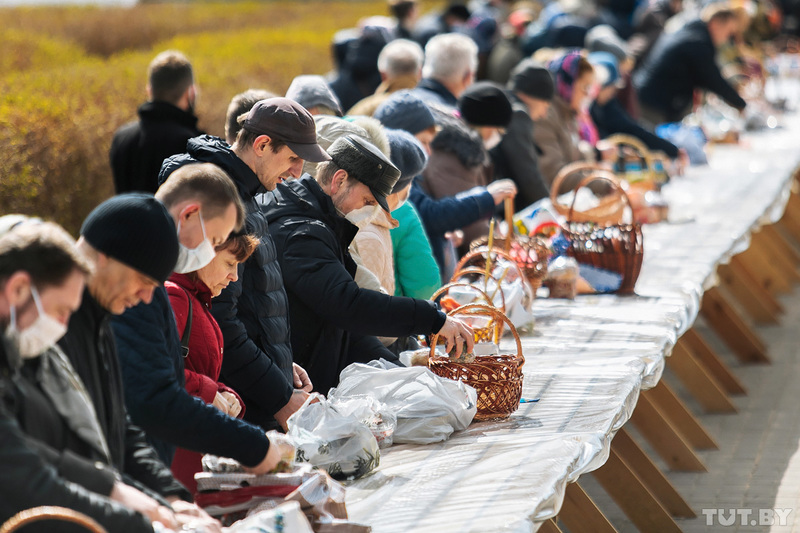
[242,97,331,163]
[327,135,401,212]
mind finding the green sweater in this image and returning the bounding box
[390,201,441,300]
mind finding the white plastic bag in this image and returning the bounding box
[287,394,380,481]
[329,364,478,444]
[328,395,397,449]
[227,501,313,533]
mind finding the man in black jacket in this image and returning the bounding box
[110,50,202,194]
[633,5,746,125]
[492,59,554,212]
[159,98,330,431]
[0,218,167,532]
[261,135,474,393]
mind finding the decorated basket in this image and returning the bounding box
[428,303,525,421]
[0,507,107,533]
[445,270,506,342]
[551,162,628,225]
[564,175,644,295]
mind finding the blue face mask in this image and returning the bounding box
[174,211,216,274]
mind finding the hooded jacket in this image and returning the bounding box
[420,122,493,254]
[110,101,202,195]
[633,19,746,122]
[159,135,294,428]
[261,176,446,393]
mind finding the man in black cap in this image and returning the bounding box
[261,135,474,393]
[59,188,269,531]
[494,59,554,211]
[159,97,330,432]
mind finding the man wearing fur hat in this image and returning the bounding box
[260,135,474,393]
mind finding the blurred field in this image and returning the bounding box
[0,1,401,233]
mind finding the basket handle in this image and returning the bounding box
[431,281,506,314]
[0,507,107,533]
[550,161,607,203]
[605,133,655,174]
[429,303,524,363]
[504,198,514,252]
[456,247,531,285]
[567,174,633,224]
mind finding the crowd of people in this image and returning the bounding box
[0,0,784,530]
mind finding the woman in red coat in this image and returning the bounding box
[166,233,259,493]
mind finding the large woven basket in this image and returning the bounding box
[0,507,107,533]
[564,175,644,295]
[466,239,548,291]
[551,162,628,225]
[429,303,524,421]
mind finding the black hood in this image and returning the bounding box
[260,175,358,247]
[138,101,198,129]
[430,116,487,169]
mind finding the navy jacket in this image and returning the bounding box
[633,19,746,122]
[110,101,201,195]
[412,78,459,111]
[261,177,446,393]
[590,97,680,158]
[111,287,270,467]
[409,177,496,281]
[159,135,294,429]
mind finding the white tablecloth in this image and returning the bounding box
[346,86,800,532]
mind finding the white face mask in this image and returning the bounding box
[5,286,68,360]
[174,211,216,274]
[483,130,503,150]
[344,205,381,229]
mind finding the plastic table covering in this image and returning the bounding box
[346,93,800,532]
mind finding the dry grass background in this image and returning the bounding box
[0,1,415,233]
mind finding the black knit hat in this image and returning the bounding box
[328,135,401,212]
[458,81,513,128]
[509,59,555,101]
[81,194,179,284]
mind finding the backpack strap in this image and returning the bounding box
[180,288,193,359]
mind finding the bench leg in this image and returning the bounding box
[700,287,770,364]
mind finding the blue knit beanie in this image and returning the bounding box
[374,91,436,135]
[81,194,178,284]
[385,128,428,194]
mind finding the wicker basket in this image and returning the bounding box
[467,239,548,289]
[551,162,628,225]
[429,304,524,421]
[564,175,644,295]
[604,133,660,190]
[0,507,107,533]
[445,270,506,342]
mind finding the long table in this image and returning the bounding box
[346,85,800,532]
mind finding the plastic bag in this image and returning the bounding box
[227,501,313,533]
[329,364,478,445]
[287,394,380,481]
[328,395,396,449]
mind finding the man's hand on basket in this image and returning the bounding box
[437,316,474,358]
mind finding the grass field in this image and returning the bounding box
[0,1,405,233]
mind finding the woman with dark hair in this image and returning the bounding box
[166,233,260,493]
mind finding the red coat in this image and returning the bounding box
[165,273,244,493]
